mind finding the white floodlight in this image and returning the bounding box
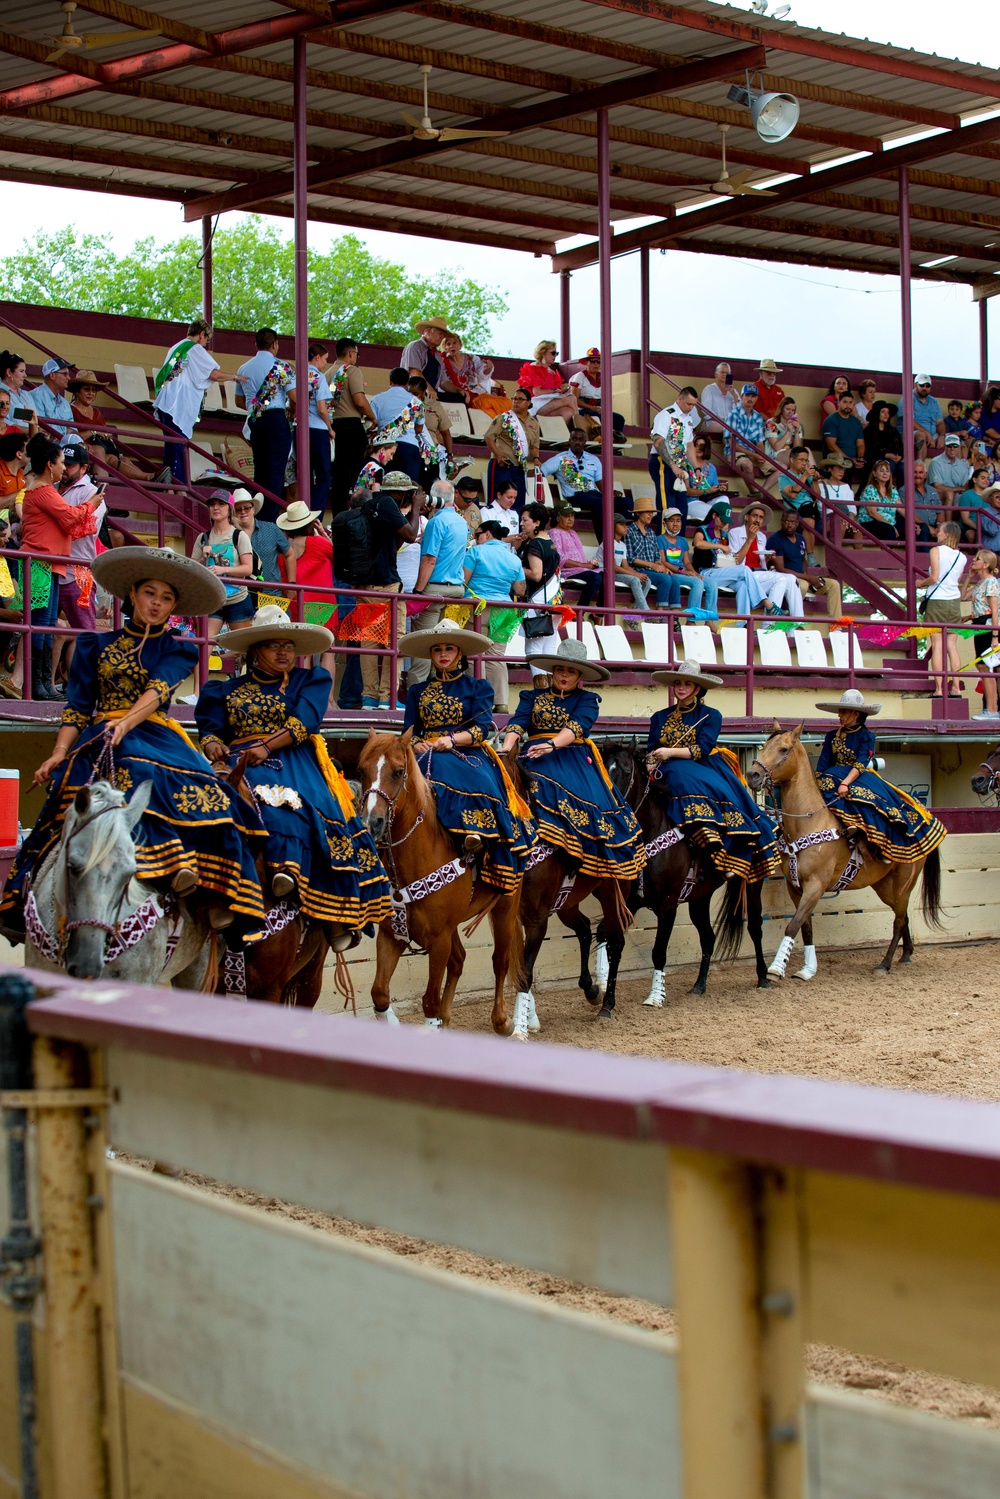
[727,78,800,143]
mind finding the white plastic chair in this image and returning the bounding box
[595,624,633,662]
[680,623,719,666]
[537,416,571,447]
[579,621,601,660]
[468,408,492,440]
[793,630,828,669]
[114,364,151,405]
[720,626,751,667]
[640,622,673,664]
[221,380,243,416]
[201,381,223,413]
[829,630,867,670]
[445,405,472,440]
[756,628,793,667]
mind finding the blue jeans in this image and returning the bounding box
[699,566,761,616]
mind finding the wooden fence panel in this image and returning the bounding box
[106,1050,673,1304]
[110,1164,683,1499]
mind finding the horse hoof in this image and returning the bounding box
[757,976,772,990]
[873,966,889,978]
[767,964,786,980]
[373,1005,399,1025]
[597,1005,614,1022]
[687,982,706,997]
[792,967,817,982]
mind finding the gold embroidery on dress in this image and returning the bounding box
[225,679,290,739]
[96,634,153,712]
[830,728,866,768]
[418,678,465,730]
[532,692,574,733]
[658,707,701,749]
[172,782,231,815]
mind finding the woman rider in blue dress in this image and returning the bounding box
[500,638,644,882]
[646,659,780,882]
[1,547,267,946]
[402,619,535,891]
[196,604,391,948]
[814,688,946,862]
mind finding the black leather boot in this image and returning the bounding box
[30,645,55,700]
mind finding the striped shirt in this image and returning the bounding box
[724,405,765,462]
[625,521,660,565]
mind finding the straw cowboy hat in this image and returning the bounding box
[651,658,724,691]
[631,495,656,514]
[524,637,609,683]
[757,358,783,373]
[276,500,322,532]
[222,603,333,659]
[739,498,773,530]
[92,545,225,618]
[405,618,490,660]
[67,368,100,393]
[815,687,881,716]
[819,451,849,470]
[414,315,456,337]
[231,487,265,513]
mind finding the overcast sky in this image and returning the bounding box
[6,0,998,377]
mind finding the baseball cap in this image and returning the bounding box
[741,382,758,396]
[61,442,89,465]
[41,357,73,377]
[612,512,629,526]
[914,374,931,386]
[944,433,962,447]
[581,346,601,360]
[664,506,684,519]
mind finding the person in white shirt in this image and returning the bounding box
[568,348,625,441]
[235,326,295,516]
[649,387,700,527]
[728,501,802,617]
[153,316,231,483]
[479,478,521,538]
[921,519,968,696]
[699,362,735,438]
[818,451,857,519]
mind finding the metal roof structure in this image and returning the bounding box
[3,0,1000,286]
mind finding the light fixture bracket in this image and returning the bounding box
[727,71,800,144]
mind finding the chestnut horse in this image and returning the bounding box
[358,728,523,1032]
[747,723,943,979]
[499,746,636,1035]
[603,742,771,1006]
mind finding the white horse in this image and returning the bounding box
[25,779,209,986]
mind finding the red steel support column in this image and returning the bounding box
[980,298,989,394]
[899,168,916,619]
[598,108,615,613]
[200,217,213,326]
[640,245,650,428]
[560,270,572,363]
[293,34,311,510]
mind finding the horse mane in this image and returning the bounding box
[62,780,129,877]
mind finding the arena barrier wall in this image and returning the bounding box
[0,967,999,1498]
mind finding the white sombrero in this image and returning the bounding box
[524,637,609,683]
[651,658,724,691]
[276,500,322,532]
[221,604,333,659]
[405,618,490,659]
[91,546,225,617]
[231,487,265,514]
[815,687,881,716]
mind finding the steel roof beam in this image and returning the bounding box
[305,179,597,235]
[656,234,976,283]
[389,159,675,217]
[552,111,1000,270]
[255,196,554,254]
[182,43,768,220]
[732,213,998,263]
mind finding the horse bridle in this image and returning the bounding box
[749,756,819,821]
[975,758,1000,800]
[53,799,133,955]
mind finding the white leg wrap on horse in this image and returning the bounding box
[768,934,795,977]
[526,991,541,1033]
[594,941,609,991]
[512,992,531,1041]
[643,970,666,1008]
[423,1016,443,1030]
[373,1004,399,1025]
[794,945,818,982]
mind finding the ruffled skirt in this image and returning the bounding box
[521,740,644,881]
[418,743,536,892]
[651,753,780,883]
[816,769,946,863]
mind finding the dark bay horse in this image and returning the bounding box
[603,741,771,1005]
[972,745,1000,801]
[358,728,523,1033]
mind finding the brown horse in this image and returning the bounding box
[358,728,523,1033]
[746,723,942,978]
[500,747,636,1035]
[972,744,1000,801]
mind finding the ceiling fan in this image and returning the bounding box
[697,124,778,197]
[15,3,158,65]
[399,65,510,143]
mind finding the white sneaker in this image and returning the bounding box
[177,693,198,706]
[972,711,999,721]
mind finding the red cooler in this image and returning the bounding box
[0,770,19,847]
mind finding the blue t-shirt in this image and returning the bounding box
[369,386,420,447]
[420,507,469,585]
[913,392,943,432]
[767,529,807,574]
[821,411,864,458]
[24,382,76,433]
[657,533,690,570]
[464,538,524,601]
[236,351,294,410]
[307,367,333,431]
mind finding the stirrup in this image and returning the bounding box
[464,833,483,855]
[208,906,234,931]
[271,871,295,899]
[171,868,197,896]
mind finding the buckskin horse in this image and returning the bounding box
[358,728,523,1032]
[747,722,943,978]
[603,741,772,1006]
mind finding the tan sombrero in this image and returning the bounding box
[222,603,332,658]
[415,315,456,337]
[815,687,881,716]
[405,618,490,659]
[652,658,723,691]
[67,368,100,393]
[524,637,609,683]
[277,500,322,532]
[91,545,225,617]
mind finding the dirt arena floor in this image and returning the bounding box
[167,937,1000,1432]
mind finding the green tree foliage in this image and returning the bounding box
[8,218,508,350]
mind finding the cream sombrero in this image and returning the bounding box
[222,604,333,659]
[524,637,609,683]
[815,687,881,716]
[231,487,265,514]
[91,546,225,617]
[651,658,723,691]
[405,618,490,659]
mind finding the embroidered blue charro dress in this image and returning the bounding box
[816,723,946,862]
[1,620,267,940]
[196,664,391,928]
[647,702,780,882]
[402,669,535,892]
[508,685,644,880]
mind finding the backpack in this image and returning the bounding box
[331,499,377,586]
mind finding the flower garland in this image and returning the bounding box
[153,339,196,396]
[500,410,528,467]
[247,359,295,426]
[556,454,589,491]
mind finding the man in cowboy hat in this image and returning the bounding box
[232,487,292,585]
[754,358,785,422]
[728,500,803,617]
[401,316,454,399]
[625,495,676,606]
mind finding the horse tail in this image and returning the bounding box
[920,846,944,930]
[714,876,747,962]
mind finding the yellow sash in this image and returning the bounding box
[95,709,200,755]
[310,733,359,820]
[482,741,534,823]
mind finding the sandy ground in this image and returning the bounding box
[156,938,1000,1431]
